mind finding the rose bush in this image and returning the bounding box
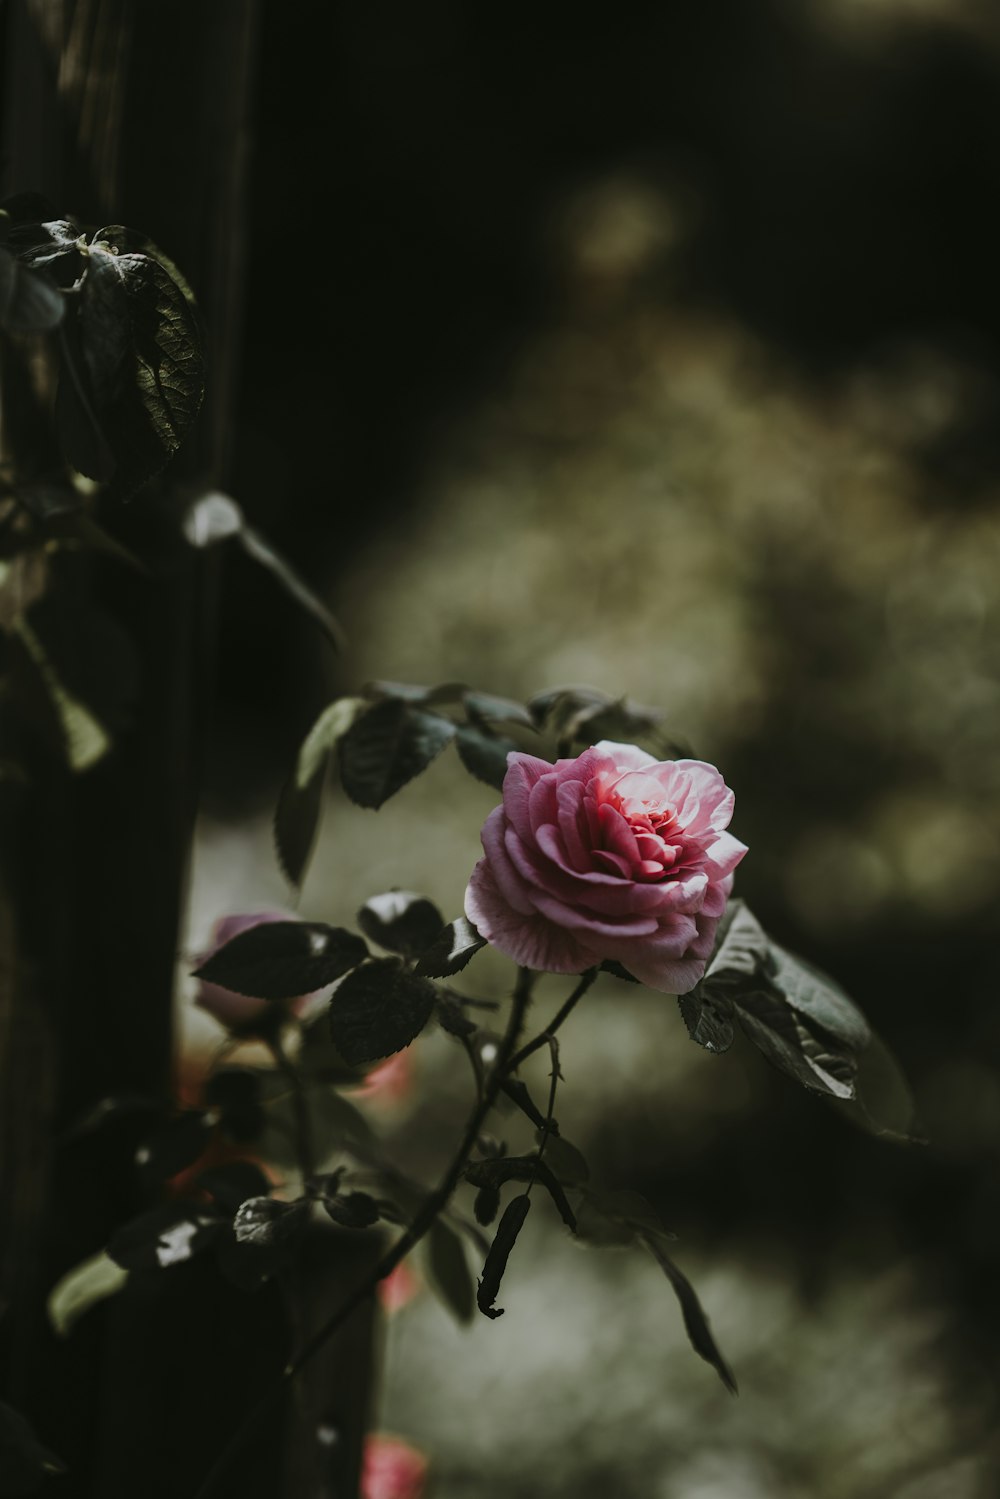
[465,742,747,993]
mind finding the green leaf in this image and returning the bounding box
[455,724,516,791]
[414,916,486,978]
[274,697,366,887]
[357,890,445,958]
[192,920,368,999]
[47,1251,128,1338]
[0,1401,68,1495]
[329,958,437,1065]
[338,698,455,809]
[426,1219,475,1324]
[642,1235,738,1394]
[835,1028,926,1144]
[477,1193,531,1320]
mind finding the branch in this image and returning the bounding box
[508,967,597,1072]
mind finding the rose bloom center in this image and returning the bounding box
[592,773,683,884]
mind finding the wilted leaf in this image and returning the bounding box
[338,699,455,809]
[477,1193,531,1319]
[329,959,437,1065]
[414,916,486,978]
[47,1251,128,1338]
[192,920,368,999]
[642,1235,738,1395]
[426,1220,475,1323]
[358,891,445,958]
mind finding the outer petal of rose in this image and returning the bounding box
[554,744,621,781]
[700,876,731,919]
[503,754,554,841]
[465,861,596,973]
[621,950,707,994]
[592,740,658,771]
[528,888,660,939]
[527,773,559,834]
[666,760,736,833]
[480,806,537,915]
[701,830,748,879]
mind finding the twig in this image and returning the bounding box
[508,967,597,1072]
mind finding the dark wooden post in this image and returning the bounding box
[1,3,378,1495]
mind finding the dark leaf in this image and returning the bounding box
[321,1191,381,1229]
[435,996,478,1039]
[107,1203,222,1272]
[677,986,735,1053]
[477,1194,531,1319]
[195,1161,272,1215]
[474,1186,501,1226]
[426,1220,475,1323]
[0,1400,68,1496]
[192,920,368,999]
[54,315,116,482]
[835,1028,926,1145]
[454,724,516,791]
[414,916,486,978]
[329,959,437,1066]
[87,239,204,501]
[463,691,535,731]
[0,246,64,332]
[274,698,366,887]
[537,1132,589,1186]
[465,1156,576,1232]
[232,1195,310,1251]
[338,698,455,809]
[600,959,640,983]
[358,890,445,958]
[642,1235,738,1395]
[574,1188,675,1247]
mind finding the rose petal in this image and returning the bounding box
[464,861,596,973]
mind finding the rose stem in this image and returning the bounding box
[526,1036,561,1195]
[268,1033,316,1183]
[191,965,537,1499]
[508,967,598,1072]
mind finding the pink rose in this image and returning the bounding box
[362,1434,428,1499]
[464,742,747,994]
[194,912,319,1031]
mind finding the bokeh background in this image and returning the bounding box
[183,1,1000,1494]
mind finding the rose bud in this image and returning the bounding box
[465,742,747,994]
